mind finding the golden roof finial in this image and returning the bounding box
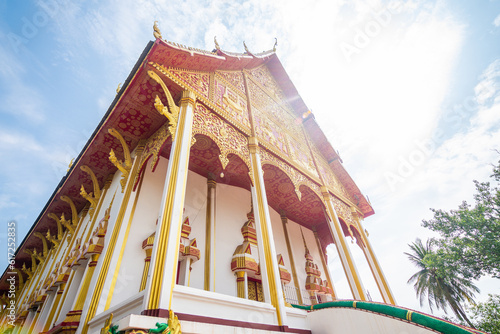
[273,38,278,52]
[243,41,250,54]
[116,83,121,95]
[153,21,162,40]
[214,36,220,51]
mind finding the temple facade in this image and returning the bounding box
[2,26,457,334]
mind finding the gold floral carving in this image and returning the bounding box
[139,124,170,174]
[193,103,251,173]
[246,78,319,181]
[100,313,114,334]
[216,70,246,96]
[314,151,351,199]
[168,68,210,99]
[147,69,180,140]
[108,128,132,192]
[331,195,356,235]
[247,79,295,131]
[287,139,318,178]
[247,64,286,101]
[149,62,251,136]
[213,79,250,128]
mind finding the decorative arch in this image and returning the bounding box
[192,103,251,172]
[336,217,364,248]
[262,164,327,227]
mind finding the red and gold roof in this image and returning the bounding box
[0,35,373,292]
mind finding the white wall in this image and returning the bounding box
[267,208,295,289]
[107,156,169,309]
[182,170,208,290]
[213,182,252,297]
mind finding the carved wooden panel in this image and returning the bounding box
[192,103,251,171]
[216,70,246,96]
[314,151,351,199]
[213,78,250,129]
[167,68,210,99]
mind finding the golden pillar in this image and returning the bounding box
[204,175,216,291]
[140,234,155,292]
[236,271,246,299]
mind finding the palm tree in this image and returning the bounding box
[405,238,479,328]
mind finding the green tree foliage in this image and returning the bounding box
[447,294,500,334]
[422,160,500,280]
[405,238,479,328]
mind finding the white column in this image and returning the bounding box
[321,187,366,300]
[354,211,396,305]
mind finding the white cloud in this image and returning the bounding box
[0,131,44,153]
[493,13,500,27]
[0,43,46,122]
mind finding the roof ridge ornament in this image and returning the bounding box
[214,36,220,51]
[243,41,250,54]
[273,38,278,52]
[153,21,162,40]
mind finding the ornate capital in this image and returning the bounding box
[248,136,259,154]
[180,89,197,105]
[320,186,330,198]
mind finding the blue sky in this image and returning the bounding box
[0,0,499,317]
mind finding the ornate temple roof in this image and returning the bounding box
[0,34,373,292]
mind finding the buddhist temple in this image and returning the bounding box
[0,24,476,334]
